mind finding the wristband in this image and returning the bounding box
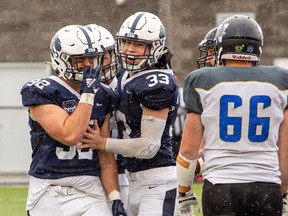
[108,189,120,201]
[283,193,288,199]
[176,152,197,188]
[79,93,95,106]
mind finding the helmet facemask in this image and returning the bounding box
[62,54,103,84]
[197,40,216,68]
[196,27,218,68]
[101,47,119,82]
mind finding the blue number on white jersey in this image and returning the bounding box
[220,95,271,142]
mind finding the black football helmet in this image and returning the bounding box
[215,15,263,66]
[197,27,218,68]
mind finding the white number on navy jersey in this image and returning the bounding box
[56,145,93,160]
[220,95,271,142]
[115,110,132,139]
[146,74,169,87]
[26,79,50,90]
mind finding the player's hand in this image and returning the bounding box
[77,120,106,150]
[80,66,101,94]
[283,193,287,216]
[177,190,200,216]
[112,200,127,216]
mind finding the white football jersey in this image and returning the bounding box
[183,65,288,184]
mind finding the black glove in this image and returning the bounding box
[80,66,101,94]
[112,199,127,216]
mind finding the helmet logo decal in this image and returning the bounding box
[216,23,229,43]
[235,45,244,52]
[52,36,62,58]
[159,25,166,40]
[247,45,254,53]
[231,55,252,60]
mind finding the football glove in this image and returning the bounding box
[177,190,200,216]
[283,193,287,216]
[80,66,101,94]
[112,199,127,216]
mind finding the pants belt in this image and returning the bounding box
[125,166,174,181]
[47,185,82,196]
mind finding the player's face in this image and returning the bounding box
[101,50,113,84]
[103,50,112,73]
[205,48,215,67]
[71,56,94,71]
[122,40,149,64]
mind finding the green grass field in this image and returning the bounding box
[0,186,28,216]
[0,183,203,216]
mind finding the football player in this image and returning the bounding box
[86,23,129,211]
[196,27,218,68]
[21,25,126,216]
[177,15,288,216]
[78,12,179,215]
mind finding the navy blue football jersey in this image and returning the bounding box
[115,69,178,172]
[20,75,118,179]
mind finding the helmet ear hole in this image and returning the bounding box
[54,59,60,66]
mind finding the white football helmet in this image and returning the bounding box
[116,12,166,72]
[86,24,118,82]
[50,25,103,83]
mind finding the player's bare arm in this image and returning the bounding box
[177,112,203,193]
[29,102,92,146]
[278,109,288,194]
[180,112,203,160]
[98,149,120,194]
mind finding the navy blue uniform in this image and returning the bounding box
[21,75,118,179]
[115,69,178,172]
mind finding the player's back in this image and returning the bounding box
[184,65,288,184]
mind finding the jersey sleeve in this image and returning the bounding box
[134,71,178,110]
[183,72,203,114]
[20,78,58,107]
